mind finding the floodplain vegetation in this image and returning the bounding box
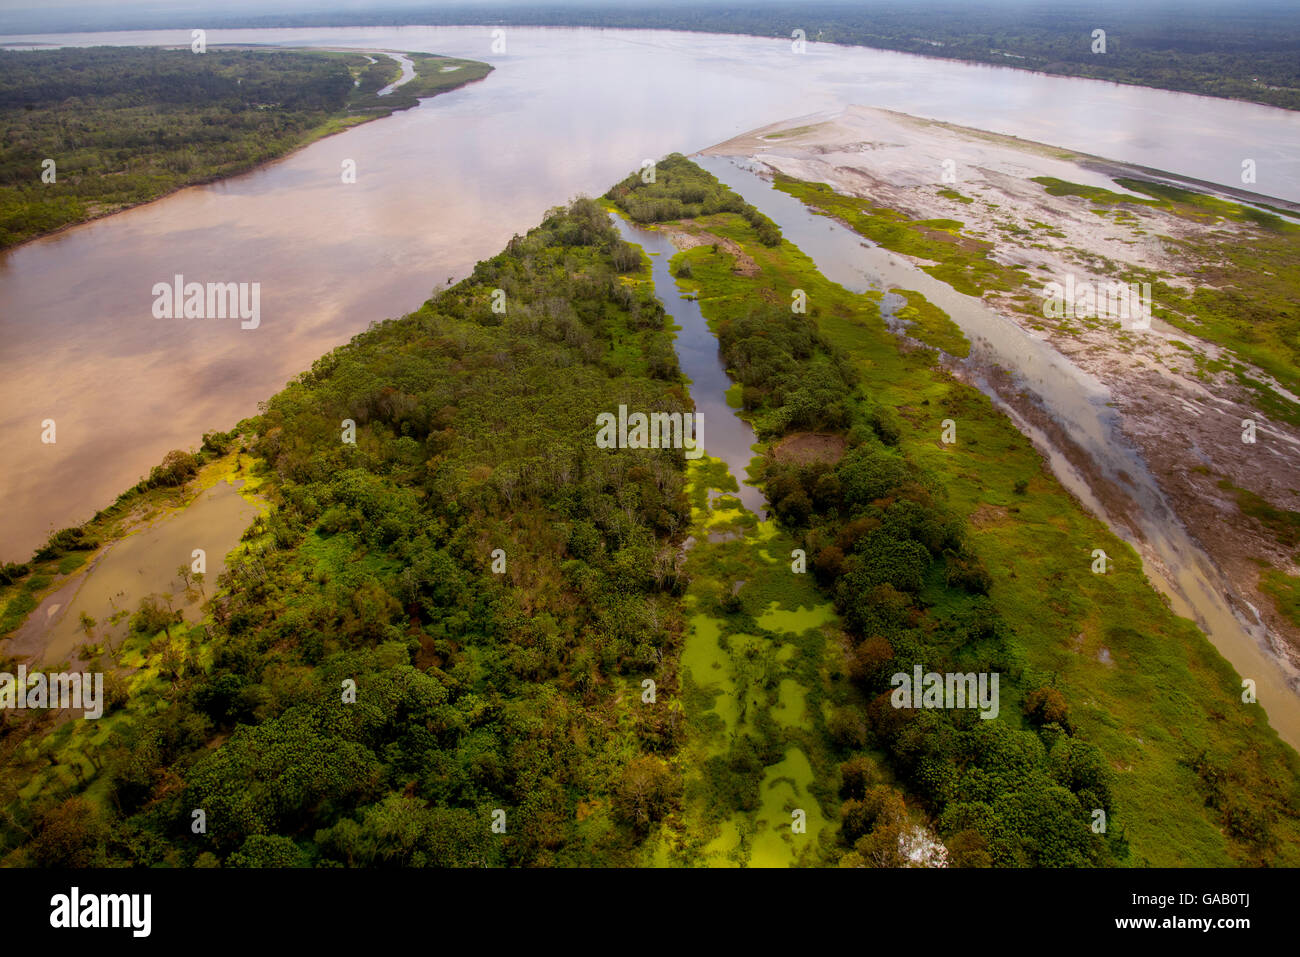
[604,155,1300,867]
[775,171,1300,636]
[0,157,1296,868]
[0,46,491,249]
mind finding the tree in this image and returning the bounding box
[839,755,883,800]
[28,797,106,867]
[147,449,198,488]
[132,594,178,639]
[613,755,677,833]
[227,834,311,867]
[946,828,992,867]
[1024,686,1071,730]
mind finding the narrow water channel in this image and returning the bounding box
[609,214,767,517]
[6,25,1300,565]
[376,53,416,96]
[694,154,1300,750]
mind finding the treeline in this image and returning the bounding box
[612,156,1127,865]
[0,47,491,249]
[606,153,782,246]
[717,304,859,436]
[751,336,1122,865]
[0,47,354,111]
[1,197,693,866]
[50,0,1300,112]
[767,426,1119,865]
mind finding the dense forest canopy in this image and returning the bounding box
[0,196,694,866]
[607,156,1127,866]
[2,153,1297,866]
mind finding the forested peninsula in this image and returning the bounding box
[0,46,491,250]
[2,158,1296,867]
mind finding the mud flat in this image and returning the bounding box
[697,112,1300,748]
[4,475,261,668]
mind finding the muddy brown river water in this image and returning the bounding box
[6,477,260,666]
[695,154,1300,749]
[3,25,1300,563]
[3,25,1300,743]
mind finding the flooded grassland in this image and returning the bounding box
[699,114,1300,752]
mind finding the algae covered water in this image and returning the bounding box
[610,215,767,518]
[613,209,846,866]
[694,154,1300,751]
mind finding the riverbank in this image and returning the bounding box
[0,448,264,810]
[634,158,1300,864]
[0,447,266,660]
[0,46,491,251]
[1,197,700,866]
[7,26,1300,569]
[701,107,1300,727]
[8,7,1296,113]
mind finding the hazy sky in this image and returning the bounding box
[2,0,1283,14]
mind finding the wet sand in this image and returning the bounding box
[4,477,260,667]
[693,131,1300,749]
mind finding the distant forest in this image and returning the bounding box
[0,47,490,249]
[5,1,1297,111]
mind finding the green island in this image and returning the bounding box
[1,155,1296,867]
[0,46,492,249]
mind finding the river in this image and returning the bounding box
[2,24,1299,570]
[693,154,1300,749]
[376,52,415,96]
[609,215,767,517]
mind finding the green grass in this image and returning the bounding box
[0,588,38,636]
[893,288,972,358]
[763,125,822,140]
[1220,480,1300,548]
[658,192,1300,866]
[1260,568,1300,632]
[773,175,1024,298]
[1029,177,1300,420]
[937,188,975,205]
[1031,176,1163,206]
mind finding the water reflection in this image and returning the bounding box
[2,25,1298,559]
[610,215,766,517]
